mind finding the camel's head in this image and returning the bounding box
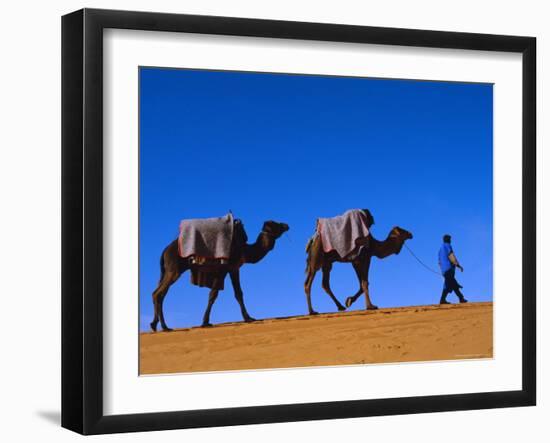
[262,220,290,239]
[390,226,413,253]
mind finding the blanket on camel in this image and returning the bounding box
[178,213,235,262]
[178,213,240,290]
[316,209,371,260]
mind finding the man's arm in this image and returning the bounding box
[448,251,464,271]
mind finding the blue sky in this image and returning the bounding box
[139,67,493,331]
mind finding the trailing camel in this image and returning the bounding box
[151,220,289,331]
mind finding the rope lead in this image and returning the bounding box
[404,244,442,276]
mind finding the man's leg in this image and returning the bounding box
[440,271,452,304]
[448,269,468,303]
[453,286,468,303]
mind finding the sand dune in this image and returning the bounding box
[139,301,493,375]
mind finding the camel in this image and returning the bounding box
[150,220,289,331]
[304,226,413,314]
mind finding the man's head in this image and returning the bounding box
[443,234,452,244]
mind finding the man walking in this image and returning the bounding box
[438,234,468,304]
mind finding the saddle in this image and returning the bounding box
[316,209,371,260]
[178,214,248,289]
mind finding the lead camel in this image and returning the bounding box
[304,226,413,314]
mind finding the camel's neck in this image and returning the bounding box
[370,234,404,258]
[242,232,277,264]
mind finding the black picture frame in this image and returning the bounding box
[62,8,536,435]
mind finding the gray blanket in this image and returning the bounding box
[178,213,235,261]
[317,209,371,259]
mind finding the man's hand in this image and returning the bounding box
[457,264,464,272]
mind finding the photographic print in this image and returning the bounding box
[138,67,493,375]
[62,10,536,433]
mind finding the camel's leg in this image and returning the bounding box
[305,237,324,315]
[157,293,171,331]
[304,268,319,315]
[355,256,377,310]
[229,269,256,322]
[151,271,180,332]
[345,288,363,308]
[321,263,346,311]
[361,279,377,310]
[201,288,219,327]
[345,263,364,308]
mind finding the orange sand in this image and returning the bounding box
[140,301,493,375]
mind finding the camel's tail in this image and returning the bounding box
[305,234,315,274]
[159,251,166,284]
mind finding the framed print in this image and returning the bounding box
[61,8,536,435]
